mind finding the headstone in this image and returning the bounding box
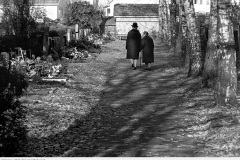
[75,24,79,40]
[80,29,84,38]
[67,29,71,43]
[0,52,10,69]
[84,29,87,37]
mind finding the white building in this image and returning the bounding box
[31,0,98,21]
[0,2,3,23]
[30,0,59,20]
[194,0,240,13]
[105,0,159,17]
[194,0,210,13]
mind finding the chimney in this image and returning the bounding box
[93,0,98,8]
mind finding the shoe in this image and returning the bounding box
[145,68,151,71]
[132,64,134,68]
[133,67,137,70]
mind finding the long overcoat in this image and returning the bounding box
[126,29,141,59]
[140,35,154,63]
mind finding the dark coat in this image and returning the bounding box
[126,29,141,59]
[140,35,154,63]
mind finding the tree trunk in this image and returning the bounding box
[215,0,237,106]
[99,16,113,36]
[235,26,240,70]
[180,0,188,66]
[159,0,164,41]
[202,0,218,87]
[184,0,202,77]
[175,0,182,58]
[165,0,172,46]
[160,0,171,45]
[170,0,178,51]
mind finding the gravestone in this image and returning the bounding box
[0,52,10,69]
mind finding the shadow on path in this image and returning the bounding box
[24,41,206,157]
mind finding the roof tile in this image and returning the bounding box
[114,3,158,16]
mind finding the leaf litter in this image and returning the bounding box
[21,40,125,156]
[19,40,240,157]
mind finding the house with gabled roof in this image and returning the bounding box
[30,0,59,21]
[30,0,98,21]
[113,3,159,39]
[105,0,158,17]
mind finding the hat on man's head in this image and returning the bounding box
[131,22,138,28]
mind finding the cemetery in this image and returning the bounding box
[2,0,240,158]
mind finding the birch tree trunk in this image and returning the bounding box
[164,0,171,45]
[159,0,164,41]
[215,0,237,106]
[179,0,188,66]
[170,0,178,51]
[159,0,171,44]
[183,0,202,77]
[202,0,218,87]
[175,0,182,57]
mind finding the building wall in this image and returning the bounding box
[105,25,116,35]
[193,0,240,13]
[65,0,94,5]
[45,5,58,20]
[232,0,240,4]
[115,16,159,37]
[0,5,3,22]
[194,4,210,13]
[31,5,58,20]
[194,0,210,13]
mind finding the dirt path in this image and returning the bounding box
[23,40,208,157]
[60,40,207,157]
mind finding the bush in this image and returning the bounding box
[0,66,29,156]
[69,37,93,50]
[102,33,115,43]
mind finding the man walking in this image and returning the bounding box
[126,22,141,70]
[140,31,154,71]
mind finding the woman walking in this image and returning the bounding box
[140,31,154,71]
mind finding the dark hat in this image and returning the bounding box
[131,22,138,28]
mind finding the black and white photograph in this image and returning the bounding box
[0,0,239,158]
